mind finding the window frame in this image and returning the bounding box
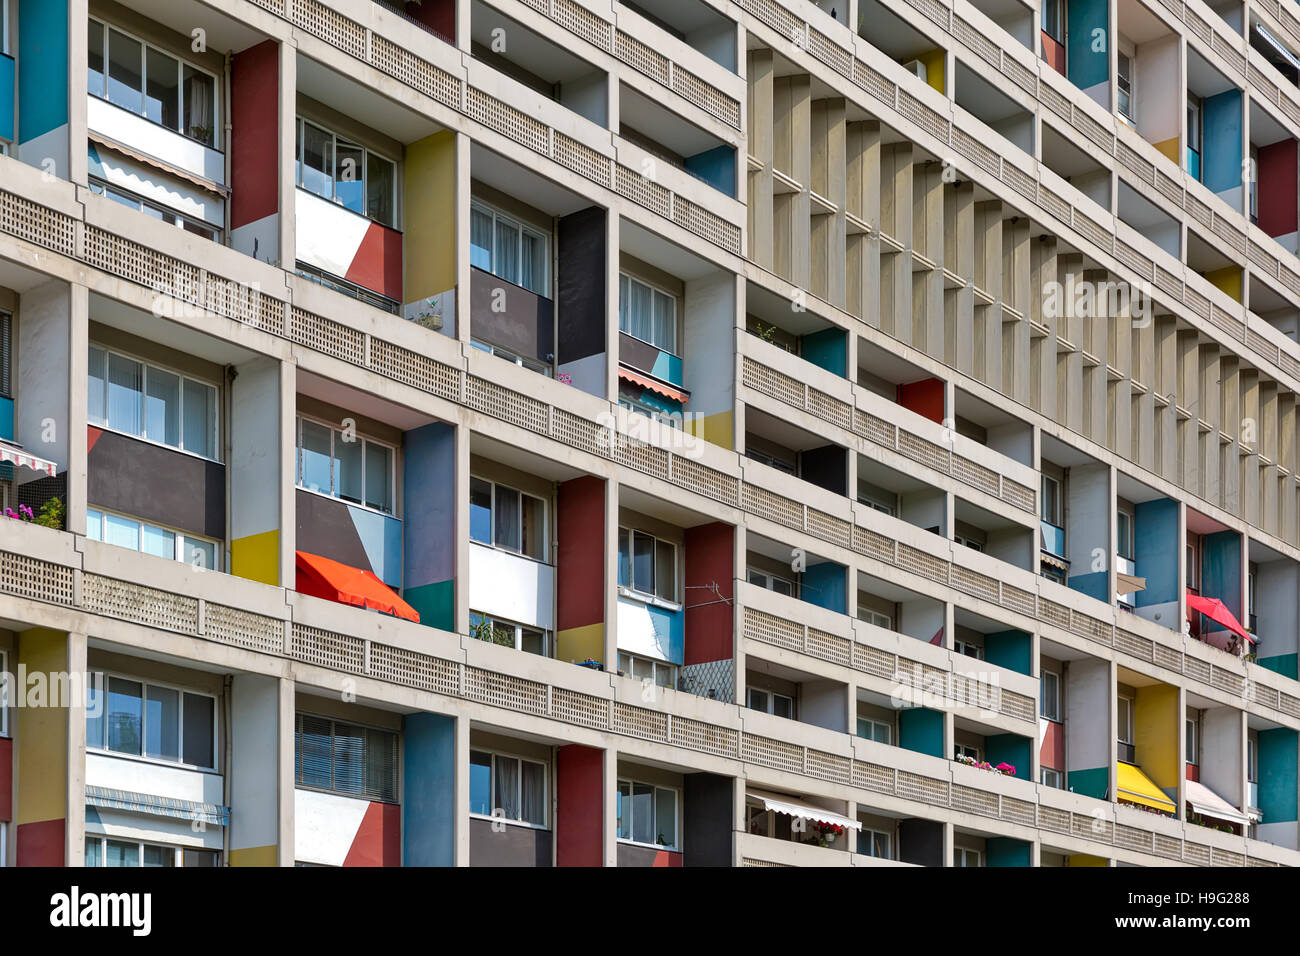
[468,610,551,658]
[857,607,893,630]
[747,685,795,719]
[468,747,548,829]
[86,670,219,771]
[88,178,220,240]
[468,475,549,563]
[470,338,552,377]
[1040,668,1061,722]
[953,847,982,867]
[747,445,797,475]
[1117,695,1134,746]
[616,777,680,851]
[617,526,679,605]
[1185,717,1198,766]
[295,116,399,229]
[1116,508,1134,561]
[954,742,981,761]
[858,826,893,859]
[0,649,7,737]
[1042,0,1065,44]
[294,712,400,804]
[618,272,680,356]
[953,533,984,553]
[469,199,550,297]
[1041,767,1063,789]
[1116,42,1135,124]
[88,344,221,461]
[87,16,221,147]
[1040,474,1062,526]
[617,651,678,689]
[856,715,893,745]
[1247,733,1258,783]
[86,506,222,571]
[84,836,220,868]
[295,413,398,517]
[953,638,984,660]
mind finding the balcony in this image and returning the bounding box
[295,188,403,310]
[87,96,226,189]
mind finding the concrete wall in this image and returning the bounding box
[1066,658,1110,799]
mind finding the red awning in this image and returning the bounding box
[0,441,57,477]
[618,366,690,405]
[1186,591,1254,644]
[296,551,419,623]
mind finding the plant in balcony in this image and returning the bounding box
[4,497,64,530]
[809,821,844,847]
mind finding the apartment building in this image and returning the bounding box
[0,0,1298,868]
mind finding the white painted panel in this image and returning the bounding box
[295,188,370,279]
[616,595,672,663]
[87,96,225,184]
[294,788,369,867]
[86,752,225,806]
[86,808,223,849]
[468,542,555,630]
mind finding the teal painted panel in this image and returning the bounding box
[800,328,847,378]
[985,734,1031,780]
[0,396,13,442]
[1135,499,1178,606]
[986,837,1031,867]
[0,54,14,142]
[1066,0,1108,89]
[1202,530,1242,619]
[1069,766,1109,800]
[1259,654,1299,681]
[649,349,684,387]
[802,561,846,614]
[983,630,1031,676]
[1259,727,1298,824]
[405,578,453,632]
[683,144,736,198]
[18,0,69,143]
[1203,89,1243,193]
[403,712,456,866]
[899,708,944,758]
[1068,570,1108,603]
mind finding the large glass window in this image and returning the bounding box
[86,674,216,769]
[85,837,218,867]
[87,508,220,570]
[617,652,677,689]
[616,779,678,849]
[296,118,398,228]
[468,749,547,826]
[619,274,678,354]
[295,416,396,516]
[470,201,549,296]
[467,477,547,561]
[87,18,218,146]
[88,346,219,458]
[294,714,398,803]
[617,527,677,603]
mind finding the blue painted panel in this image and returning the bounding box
[985,734,1031,780]
[802,561,846,614]
[347,505,403,588]
[684,145,736,198]
[1259,727,1298,824]
[1188,149,1201,182]
[1134,499,1178,606]
[0,396,13,442]
[1066,0,1108,90]
[18,0,69,142]
[1203,89,1243,193]
[986,837,1031,867]
[1068,570,1108,602]
[0,54,14,143]
[649,349,684,387]
[1201,530,1242,619]
[899,708,943,757]
[1040,521,1066,558]
[800,328,847,378]
[984,630,1031,676]
[403,712,456,866]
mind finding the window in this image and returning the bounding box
[748,686,795,719]
[469,749,547,827]
[1041,767,1063,789]
[1042,0,1064,43]
[1249,144,1259,223]
[0,312,10,399]
[469,611,550,657]
[1186,717,1198,765]
[294,714,399,803]
[1187,95,1203,180]
[89,180,220,241]
[1040,474,1061,526]
[618,652,677,689]
[296,117,397,228]
[470,201,549,296]
[1117,48,1134,123]
[749,569,796,597]
[1248,567,1257,630]
[87,18,218,146]
[470,339,551,376]
[1040,669,1060,721]
[953,639,983,660]
[748,446,797,475]
[0,649,7,737]
[954,533,984,553]
[88,346,219,459]
[1247,733,1258,783]
[87,508,221,570]
[619,274,678,354]
[856,716,892,745]
[953,847,982,867]
[617,779,679,849]
[858,493,896,516]
[1040,566,1066,585]
[1116,509,1134,560]
[296,416,395,515]
[86,674,216,769]
[857,827,892,859]
[618,528,678,603]
[857,608,893,630]
[84,837,218,867]
[468,477,547,561]
[954,743,981,760]
[1185,539,1199,591]
[1118,696,1134,761]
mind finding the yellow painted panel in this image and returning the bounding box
[231,529,279,586]
[16,629,68,827]
[229,844,279,867]
[1068,854,1109,867]
[557,623,604,666]
[1203,266,1242,303]
[1134,682,1180,791]
[404,130,457,303]
[920,49,946,95]
[688,409,733,451]
[1152,137,1179,165]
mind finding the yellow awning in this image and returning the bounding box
[1116,761,1176,813]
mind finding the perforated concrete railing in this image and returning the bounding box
[0,544,1285,865]
[731,0,1300,395]
[741,605,1038,724]
[741,356,1037,514]
[247,0,740,256]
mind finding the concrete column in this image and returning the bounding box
[277,676,294,866]
[64,631,86,866]
[276,40,297,271]
[603,745,618,867]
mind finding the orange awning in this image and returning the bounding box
[296,551,419,623]
[618,366,690,405]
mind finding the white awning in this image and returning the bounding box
[1186,779,1250,826]
[1116,572,1147,595]
[0,442,57,477]
[746,789,861,830]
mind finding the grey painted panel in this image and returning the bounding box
[469,817,553,866]
[87,428,224,539]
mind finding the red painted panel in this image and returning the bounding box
[556,744,602,867]
[653,850,683,867]
[896,378,945,424]
[1186,763,1199,782]
[345,222,404,302]
[344,801,402,867]
[557,477,605,633]
[1258,139,1298,238]
[0,737,11,822]
[16,818,64,866]
[231,41,280,230]
[406,0,455,42]
[86,425,102,454]
[1041,32,1066,76]
[685,522,734,665]
[1039,719,1064,770]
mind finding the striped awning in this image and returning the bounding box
[0,441,57,477]
[618,366,690,405]
[1040,551,1069,572]
[85,785,229,827]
